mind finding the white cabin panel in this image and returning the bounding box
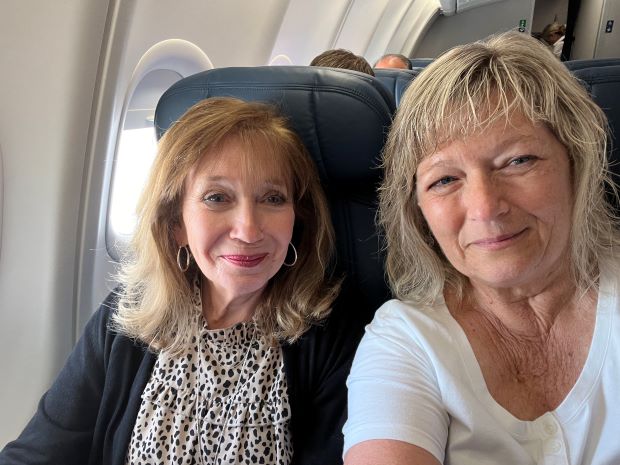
[414,0,534,57]
[269,0,355,65]
[384,0,442,60]
[364,0,430,62]
[333,0,392,57]
[595,0,620,58]
[0,0,110,447]
[572,0,606,59]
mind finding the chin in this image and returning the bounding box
[467,261,540,289]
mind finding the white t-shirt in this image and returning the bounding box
[553,36,565,58]
[344,271,620,465]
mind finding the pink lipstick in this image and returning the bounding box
[222,254,267,267]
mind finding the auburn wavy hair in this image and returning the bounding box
[113,97,339,354]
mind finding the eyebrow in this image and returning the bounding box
[420,132,542,171]
[200,176,289,189]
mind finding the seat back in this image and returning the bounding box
[573,65,620,212]
[374,68,422,106]
[154,66,395,323]
[409,57,433,68]
[564,58,620,71]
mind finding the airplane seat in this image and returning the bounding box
[409,57,433,68]
[374,68,422,106]
[564,58,620,71]
[573,65,620,213]
[154,65,395,326]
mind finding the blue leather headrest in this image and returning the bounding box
[374,68,421,106]
[565,58,620,71]
[155,66,395,189]
[409,58,433,68]
[574,65,620,154]
[573,65,620,212]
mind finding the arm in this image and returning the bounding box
[345,440,441,465]
[0,293,117,465]
[343,303,448,465]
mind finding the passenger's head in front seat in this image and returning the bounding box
[374,53,412,70]
[310,48,375,76]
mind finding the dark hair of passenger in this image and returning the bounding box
[310,48,375,76]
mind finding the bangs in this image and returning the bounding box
[416,68,548,160]
[403,38,564,163]
[207,131,295,194]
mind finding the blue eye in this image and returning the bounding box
[430,176,457,189]
[509,156,535,166]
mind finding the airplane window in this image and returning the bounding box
[108,126,157,237]
[106,69,182,260]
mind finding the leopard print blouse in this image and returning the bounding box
[125,301,292,464]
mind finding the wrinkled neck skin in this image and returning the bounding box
[201,279,264,329]
[448,256,593,341]
[446,258,597,420]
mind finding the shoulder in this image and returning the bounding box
[367,298,446,336]
[82,289,121,341]
[81,289,149,362]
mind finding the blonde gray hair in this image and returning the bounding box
[379,31,618,305]
[113,97,339,354]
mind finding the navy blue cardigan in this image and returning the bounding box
[0,291,362,465]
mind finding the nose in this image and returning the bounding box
[465,174,508,221]
[229,202,264,243]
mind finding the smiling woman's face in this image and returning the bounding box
[174,136,295,308]
[415,115,574,293]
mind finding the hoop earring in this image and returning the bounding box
[283,242,298,267]
[176,245,191,272]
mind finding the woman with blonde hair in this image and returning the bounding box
[542,22,566,59]
[344,31,620,464]
[1,97,348,465]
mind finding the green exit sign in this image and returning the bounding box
[519,19,527,32]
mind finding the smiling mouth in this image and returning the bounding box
[222,254,268,267]
[471,229,526,248]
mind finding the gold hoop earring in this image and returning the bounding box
[177,245,191,272]
[283,242,298,267]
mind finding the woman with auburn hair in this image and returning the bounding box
[1,97,348,465]
[344,31,620,464]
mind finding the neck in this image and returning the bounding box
[201,282,262,329]
[452,266,591,338]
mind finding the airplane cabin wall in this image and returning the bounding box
[571,0,620,60]
[531,0,568,34]
[0,0,111,447]
[268,0,443,67]
[362,0,440,64]
[594,0,620,58]
[414,0,535,57]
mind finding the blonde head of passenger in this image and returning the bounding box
[379,30,616,306]
[113,97,338,354]
[542,22,566,46]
